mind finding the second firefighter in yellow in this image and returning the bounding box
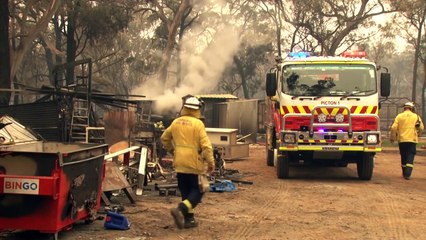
[390,102,424,180]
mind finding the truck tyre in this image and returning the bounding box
[267,149,274,166]
[266,126,277,167]
[357,153,374,180]
[276,153,290,179]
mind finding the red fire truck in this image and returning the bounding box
[265,51,391,180]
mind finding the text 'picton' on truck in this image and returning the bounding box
[265,51,391,180]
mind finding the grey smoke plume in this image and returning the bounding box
[156,24,240,113]
[132,23,241,114]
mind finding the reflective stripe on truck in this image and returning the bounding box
[279,145,381,152]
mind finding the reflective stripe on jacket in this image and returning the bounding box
[161,108,215,174]
[390,110,424,143]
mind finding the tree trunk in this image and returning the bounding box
[0,1,10,106]
[419,13,425,120]
[234,56,249,98]
[412,19,423,102]
[10,0,62,87]
[50,15,64,86]
[241,75,249,99]
[66,3,78,85]
[158,0,190,85]
[412,45,420,102]
[42,40,55,85]
[275,3,283,57]
[176,13,186,88]
[422,61,425,121]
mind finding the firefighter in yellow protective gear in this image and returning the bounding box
[390,102,424,180]
[161,96,215,229]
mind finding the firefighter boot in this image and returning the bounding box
[402,167,411,180]
[170,202,188,229]
[184,213,198,228]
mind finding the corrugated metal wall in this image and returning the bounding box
[215,99,259,143]
[0,101,64,141]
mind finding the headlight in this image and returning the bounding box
[366,134,378,144]
[335,113,344,123]
[283,133,296,143]
[318,113,327,123]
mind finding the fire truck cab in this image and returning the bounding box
[265,51,391,180]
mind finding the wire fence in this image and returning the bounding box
[378,97,422,138]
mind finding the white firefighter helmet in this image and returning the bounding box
[404,102,415,109]
[184,96,202,110]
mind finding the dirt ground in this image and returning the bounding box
[2,144,426,240]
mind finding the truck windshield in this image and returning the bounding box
[281,64,377,96]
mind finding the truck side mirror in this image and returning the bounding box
[266,72,277,97]
[380,72,391,97]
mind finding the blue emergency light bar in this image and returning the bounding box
[288,51,312,58]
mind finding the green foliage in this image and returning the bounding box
[285,0,393,55]
[220,43,273,98]
[154,22,168,46]
[80,3,132,41]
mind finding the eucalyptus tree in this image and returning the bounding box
[281,0,397,56]
[133,1,242,96]
[59,0,132,85]
[0,0,62,105]
[12,0,134,99]
[220,43,273,98]
[0,0,134,104]
[391,0,426,104]
[390,0,426,116]
[256,0,285,57]
[361,41,410,98]
[136,0,191,85]
[217,0,275,99]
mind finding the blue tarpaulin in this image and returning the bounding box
[209,180,236,192]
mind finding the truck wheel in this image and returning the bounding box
[357,153,374,180]
[276,153,290,179]
[265,126,277,167]
[267,149,274,166]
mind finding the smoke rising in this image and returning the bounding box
[156,25,240,113]
[131,2,241,114]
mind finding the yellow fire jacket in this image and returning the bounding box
[161,107,215,174]
[390,110,424,143]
